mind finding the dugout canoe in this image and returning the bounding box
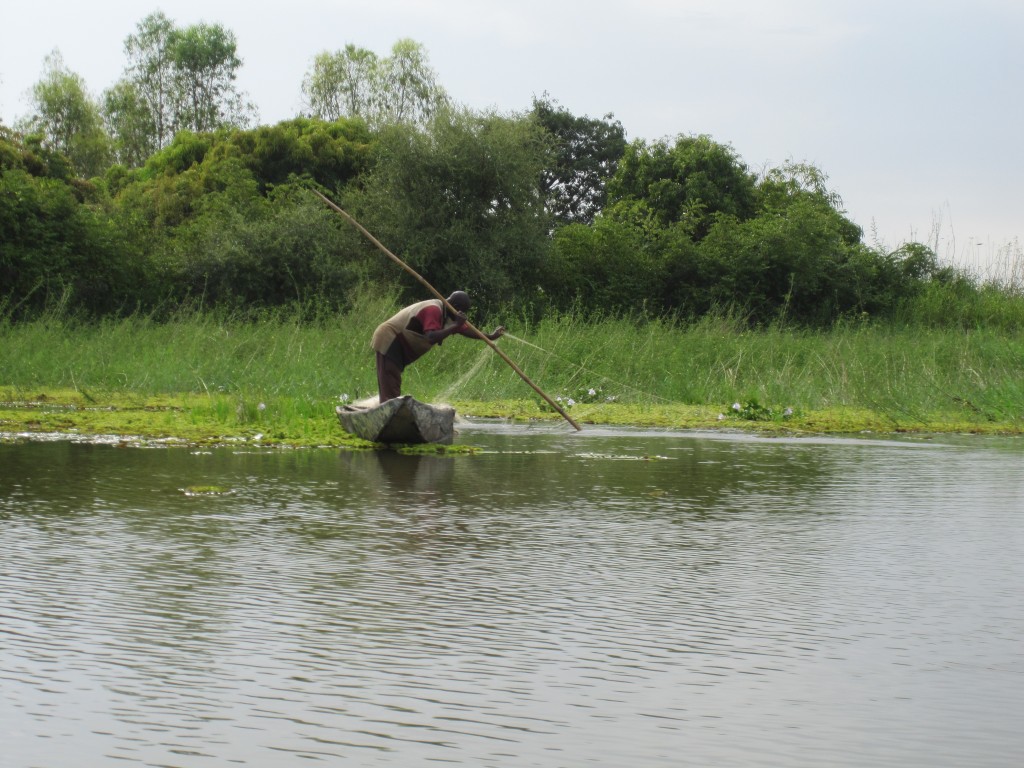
[335,396,456,445]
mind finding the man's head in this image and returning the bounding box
[447,291,471,312]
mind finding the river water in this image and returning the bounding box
[2,421,1023,767]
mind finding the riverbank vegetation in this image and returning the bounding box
[3,13,1023,444]
[2,300,1023,445]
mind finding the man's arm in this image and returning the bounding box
[454,323,505,342]
[483,326,506,341]
[424,309,467,344]
[420,303,505,344]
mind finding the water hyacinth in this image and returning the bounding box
[549,386,615,411]
[725,400,795,422]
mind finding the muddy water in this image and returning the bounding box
[2,423,1023,767]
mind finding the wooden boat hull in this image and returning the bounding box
[336,396,455,445]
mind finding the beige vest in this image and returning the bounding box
[371,299,458,362]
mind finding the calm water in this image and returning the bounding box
[2,421,1023,767]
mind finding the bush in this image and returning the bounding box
[545,219,664,315]
[0,166,144,317]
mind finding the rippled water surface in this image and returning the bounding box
[2,422,1023,767]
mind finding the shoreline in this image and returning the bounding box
[2,389,1020,451]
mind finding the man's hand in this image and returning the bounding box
[488,325,506,341]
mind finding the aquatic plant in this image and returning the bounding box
[729,399,791,422]
[3,301,1024,438]
[182,485,232,496]
[541,385,617,411]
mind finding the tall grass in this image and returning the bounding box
[0,290,392,401]
[3,296,1023,428]
[421,309,1024,425]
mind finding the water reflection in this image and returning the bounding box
[343,449,456,496]
[2,427,1023,767]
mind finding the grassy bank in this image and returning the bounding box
[2,300,1023,446]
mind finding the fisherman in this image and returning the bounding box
[371,291,505,403]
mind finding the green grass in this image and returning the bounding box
[437,310,1024,430]
[2,298,1024,444]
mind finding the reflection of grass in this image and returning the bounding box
[2,299,1024,440]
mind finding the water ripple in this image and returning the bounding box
[3,434,1024,766]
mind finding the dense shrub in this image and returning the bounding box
[545,218,663,314]
[3,118,1021,329]
[1,133,145,317]
[163,184,372,311]
[349,108,554,313]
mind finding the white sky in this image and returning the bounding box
[2,0,1021,273]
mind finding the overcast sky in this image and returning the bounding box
[2,0,1020,273]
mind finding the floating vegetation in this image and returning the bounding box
[719,400,796,423]
[181,485,231,496]
[542,385,619,410]
[576,453,671,461]
[395,443,478,455]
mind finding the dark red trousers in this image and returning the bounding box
[376,352,404,403]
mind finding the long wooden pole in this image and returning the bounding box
[313,189,582,431]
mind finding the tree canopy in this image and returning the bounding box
[102,11,255,166]
[606,134,759,239]
[350,107,553,309]
[531,95,626,226]
[0,21,970,328]
[302,39,449,130]
[17,52,112,177]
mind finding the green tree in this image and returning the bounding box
[105,119,375,312]
[106,11,255,162]
[303,45,377,122]
[18,51,112,177]
[169,22,255,134]
[375,39,450,126]
[119,11,176,152]
[607,134,758,239]
[545,217,664,314]
[693,201,862,324]
[302,39,449,129]
[102,80,156,167]
[0,129,144,316]
[223,117,374,191]
[167,184,371,311]
[532,95,626,225]
[352,107,552,310]
[757,161,861,246]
